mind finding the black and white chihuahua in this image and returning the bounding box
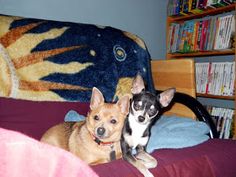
[121,74,175,177]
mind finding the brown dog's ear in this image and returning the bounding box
[131,74,145,94]
[90,87,104,110]
[159,88,176,107]
[117,95,130,115]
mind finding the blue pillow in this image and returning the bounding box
[147,115,210,153]
[64,110,85,122]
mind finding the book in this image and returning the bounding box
[170,23,176,52]
[168,9,235,53]
[197,0,205,9]
[225,14,235,49]
[196,20,203,51]
[229,62,235,96]
[200,19,209,51]
[210,0,228,7]
[168,23,175,53]
[214,15,224,49]
[224,109,234,139]
[191,20,198,51]
[173,23,180,52]
[175,0,181,15]
[195,61,235,96]
[205,62,212,94]
[179,0,184,15]
[207,16,217,50]
[203,62,210,93]
[208,62,216,94]
[189,0,203,14]
[182,0,190,14]
[219,108,227,138]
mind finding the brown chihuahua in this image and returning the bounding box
[41,87,130,165]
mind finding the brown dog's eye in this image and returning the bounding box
[110,119,117,124]
[94,115,99,121]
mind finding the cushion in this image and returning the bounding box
[147,115,210,152]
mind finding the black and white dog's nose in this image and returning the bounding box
[97,127,105,136]
[138,116,145,122]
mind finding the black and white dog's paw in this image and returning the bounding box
[135,151,157,169]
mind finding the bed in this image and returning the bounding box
[0,14,235,177]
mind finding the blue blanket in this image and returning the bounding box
[65,111,210,152]
[0,14,154,102]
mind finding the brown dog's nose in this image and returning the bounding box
[138,116,145,122]
[97,127,105,136]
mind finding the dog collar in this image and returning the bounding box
[91,134,116,161]
[91,133,114,146]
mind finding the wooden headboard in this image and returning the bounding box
[151,59,196,119]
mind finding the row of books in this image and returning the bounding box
[195,62,235,96]
[167,0,235,16]
[205,106,234,139]
[167,13,235,53]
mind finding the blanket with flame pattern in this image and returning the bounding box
[0,14,154,102]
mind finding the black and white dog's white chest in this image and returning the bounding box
[123,115,150,149]
[120,74,175,177]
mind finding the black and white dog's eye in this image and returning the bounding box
[148,109,157,117]
[148,106,157,117]
[94,115,99,121]
[134,101,142,110]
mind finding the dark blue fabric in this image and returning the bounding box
[8,16,155,101]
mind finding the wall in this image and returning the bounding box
[0,0,167,59]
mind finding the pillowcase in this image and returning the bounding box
[147,115,210,152]
[0,97,89,140]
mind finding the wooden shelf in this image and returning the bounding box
[166,4,236,59]
[166,3,236,138]
[167,50,235,58]
[168,3,236,22]
[197,93,235,100]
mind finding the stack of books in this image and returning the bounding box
[206,106,234,139]
[167,13,235,53]
[195,62,235,96]
[167,0,236,16]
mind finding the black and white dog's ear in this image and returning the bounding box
[159,88,176,107]
[131,74,145,94]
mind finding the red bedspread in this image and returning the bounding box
[0,127,236,177]
[92,139,236,177]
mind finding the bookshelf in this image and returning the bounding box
[166,2,236,139]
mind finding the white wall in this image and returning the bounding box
[0,0,167,59]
